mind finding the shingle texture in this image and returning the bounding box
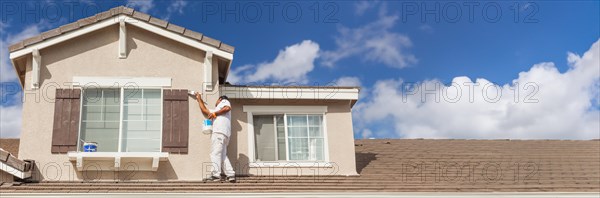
[0,139,19,157]
[1,139,598,192]
[7,6,234,54]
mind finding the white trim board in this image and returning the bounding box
[0,161,31,179]
[223,87,359,100]
[67,152,169,171]
[249,162,334,168]
[9,15,233,60]
[244,106,330,165]
[221,86,359,101]
[243,105,327,113]
[72,76,171,87]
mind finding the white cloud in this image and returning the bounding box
[164,0,188,20]
[229,40,320,84]
[127,0,154,13]
[0,22,50,138]
[354,39,600,140]
[227,65,253,85]
[1,23,48,82]
[360,129,372,139]
[419,24,434,34]
[0,104,22,138]
[321,6,417,69]
[0,21,8,30]
[333,76,362,87]
[354,1,375,16]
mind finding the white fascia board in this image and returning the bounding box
[9,15,233,60]
[10,59,23,88]
[0,161,31,179]
[222,86,359,101]
[243,105,327,113]
[73,76,171,87]
[9,16,120,59]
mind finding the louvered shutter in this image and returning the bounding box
[162,89,189,154]
[51,89,81,153]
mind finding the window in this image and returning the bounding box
[80,89,120,152]
[253,114,325,161]
[79,88,162,152]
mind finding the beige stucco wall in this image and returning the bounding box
[228,99,358,176]
[17,24,357,181]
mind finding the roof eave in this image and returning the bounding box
[9,14,234,61]
[220,85,360,107]
[9,59,24,88]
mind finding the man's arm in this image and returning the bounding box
[213,106,231,116]
[195,93,211,117]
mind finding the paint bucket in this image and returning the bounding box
[83,142,98,152]
[203,119,213,134]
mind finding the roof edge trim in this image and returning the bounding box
[9,15,233,61]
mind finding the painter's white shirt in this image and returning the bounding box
[211,100,232,137]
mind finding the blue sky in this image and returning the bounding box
[1,1,599,139]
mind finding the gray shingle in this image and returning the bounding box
[183,29,203,41]
[23,35,43,46]
[201,35,221,48]
[77,16,97,27]
[6,6,234,54]
[41,29,61,40]
[132,11,151,21]
[166,23,185,34]
[59,22,80,33]
[8,41,24,51]
[219,43,235,53]
[109,6,123,16]
[0,139,598,192]
[149,17,168,28]
[122,7,134,15]
[95,10,112,21]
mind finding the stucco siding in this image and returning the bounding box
[18,24,222,181]
[228,99,359,176]
[16,24,357,181]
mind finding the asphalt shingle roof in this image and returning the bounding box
[0,139,598,192]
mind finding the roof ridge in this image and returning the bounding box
[8,5,234,54]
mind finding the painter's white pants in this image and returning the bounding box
[210,132,235,177]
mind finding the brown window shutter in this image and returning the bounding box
[162,89,189,154]
[51,89,81,153]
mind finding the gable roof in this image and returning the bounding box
[8,6,234,57]
[1,138,598,192]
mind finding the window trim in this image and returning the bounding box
[244,105,330,166]
[76,86,164,153]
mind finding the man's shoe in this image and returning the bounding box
[226,176,236,182]
[203,176,221,182]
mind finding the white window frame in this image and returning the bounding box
[74,77,170,153]
[244,106,331,167]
